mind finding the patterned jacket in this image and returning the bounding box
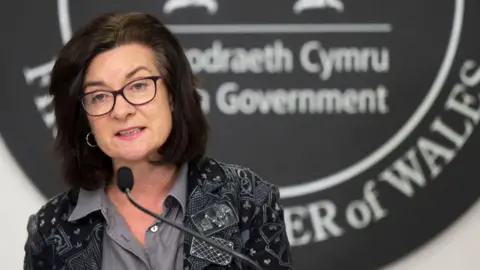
[23,157,293,269]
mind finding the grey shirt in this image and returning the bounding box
[68,163,188,270]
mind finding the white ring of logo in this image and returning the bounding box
[56,0,465,198]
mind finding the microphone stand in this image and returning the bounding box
[123,188,264,270]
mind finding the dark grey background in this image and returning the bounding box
[0,1,479,269]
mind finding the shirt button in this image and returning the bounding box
[150,225,158,232]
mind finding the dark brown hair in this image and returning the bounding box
[49,12,209,190]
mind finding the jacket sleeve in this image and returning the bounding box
[23,214,51,270]
[242,171,293,270]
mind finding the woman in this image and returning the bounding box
[23,12,292,270]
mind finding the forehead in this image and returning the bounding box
[85,43,159,82]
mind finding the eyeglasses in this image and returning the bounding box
[80,75,163,116]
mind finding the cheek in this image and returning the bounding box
[150,105,173,139]
[88,118,111,146]
[148,91,172,130]
[139,105,172,148]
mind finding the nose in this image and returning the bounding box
[110,95,136,119]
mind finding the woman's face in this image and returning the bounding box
[83,43,172,164]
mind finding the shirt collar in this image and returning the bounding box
[165,162,188,219]
[68,162,189,222]
[68,187,103,222]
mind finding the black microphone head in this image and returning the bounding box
[117,166,134,193]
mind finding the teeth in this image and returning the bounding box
[119,128,142,136]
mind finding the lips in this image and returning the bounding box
[115,127,145,137]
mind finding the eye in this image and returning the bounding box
[131,82,148,90]
[89,92,111,103]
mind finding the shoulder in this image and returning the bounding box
[26,189,78,236]
[24,189,79,267]
[198,156,280,204]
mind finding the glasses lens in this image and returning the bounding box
[124,78,156,105]
[82,91,114,116]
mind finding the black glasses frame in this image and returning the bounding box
[80,75,163,117]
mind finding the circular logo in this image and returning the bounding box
[1,0,480,269]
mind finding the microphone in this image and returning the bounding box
[116,166,264,270]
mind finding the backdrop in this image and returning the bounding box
[1,0,480,269]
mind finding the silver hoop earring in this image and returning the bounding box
[86,132,97,147]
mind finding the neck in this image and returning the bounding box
[106,159,178,206]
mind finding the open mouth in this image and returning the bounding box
[115,127,146,137]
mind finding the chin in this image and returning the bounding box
[107,141,163,162]
[113,148,151,162]
[118,146,163,162]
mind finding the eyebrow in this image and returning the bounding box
[83,66,154,89]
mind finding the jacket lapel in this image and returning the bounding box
[52,190,105,270]
[183,158,242,270]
